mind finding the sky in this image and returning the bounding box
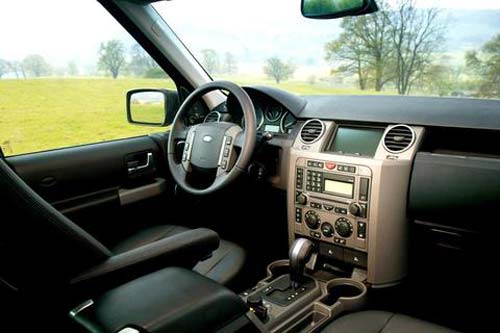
[0,0,499,75]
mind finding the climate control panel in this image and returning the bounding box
[292,158,372,252]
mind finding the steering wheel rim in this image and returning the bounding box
[167,81,257,195]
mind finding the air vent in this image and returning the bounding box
[204,111,221,123]
[300,119,325,144]
[383,125,415,153]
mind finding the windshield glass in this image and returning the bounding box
[154,0,500,99]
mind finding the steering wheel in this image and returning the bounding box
[167,81,257,195]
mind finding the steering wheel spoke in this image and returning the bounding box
[180,125,198,172]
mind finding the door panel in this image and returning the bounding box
[6,135,176,245]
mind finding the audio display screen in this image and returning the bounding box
[324,179,354,198]
[328,126,384,157]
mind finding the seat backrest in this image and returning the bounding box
[0,157,112,291]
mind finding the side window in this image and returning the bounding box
[0,0,174,156]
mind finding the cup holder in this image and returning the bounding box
[321,278,367,311]
[265,259,290,282]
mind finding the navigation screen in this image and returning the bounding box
[328,126,384,157]
[324,179,354,198]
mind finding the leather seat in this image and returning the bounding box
[112,225,246,285]
[321,311,459,333]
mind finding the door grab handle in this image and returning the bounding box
[128,152,153,174]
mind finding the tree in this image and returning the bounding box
[7,61,26,79]
[22,54,51,77]
[263,57,296,84]
[325,1,393,91]
[201,49,220,74]
[67,61,79,76]
[388,0,446,95]
[0,59,7,78]
[466,33,500,98]
[129,43,155,77]
[221,52,237,74]
[98,39,126,79]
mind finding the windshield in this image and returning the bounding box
[154,0,500,99]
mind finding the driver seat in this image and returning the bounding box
[0,153,245,296]
[111,225,246,286]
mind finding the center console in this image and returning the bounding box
[288,121,423,287]
[241,120,424,332]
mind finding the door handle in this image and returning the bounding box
[127,152,154,174]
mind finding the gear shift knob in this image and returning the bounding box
[289,238,314,286]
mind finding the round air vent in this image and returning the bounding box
[383,124,415,153]
[204,111,221,123]
[300,119,325,144]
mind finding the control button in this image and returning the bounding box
[320,243,343,260]
[359,178,369,201]
[224,148,230,157]
[221,160,228,169]
[344,249,367,267]
[325,162,336,170]
[348,166,356,173]
[225,136,232,145]
[337,165,345,172]
[321,222,334,238]
[310,231,321,239]
[334,207,347,215]
[334,237,346,245]
[323,204,334,211]
[295,207,303,223]
[182,153,187,161]
[360,203,367,218]
[305,210,320,230]
[357,221,366,239]
[335,217,353,238]
[184,142,190,150]
[310,202,321,209]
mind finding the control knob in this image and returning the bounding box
[305,210,320,230]
[335,217,353,238]
[296,193,307,206]
[321,222,334,237]
[348,202,362,217]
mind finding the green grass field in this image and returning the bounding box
[0,77,385,156]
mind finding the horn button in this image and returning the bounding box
[190,123,228,169]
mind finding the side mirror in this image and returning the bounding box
[301,0,378,19]
[126,89,179,127]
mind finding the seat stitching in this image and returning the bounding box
[378,313,397,333]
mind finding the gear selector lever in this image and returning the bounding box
[289,238,315,288]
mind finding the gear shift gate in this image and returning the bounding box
[256,274,315,307]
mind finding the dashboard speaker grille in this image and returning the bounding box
[383,125,415,153]
[204,111,221,123]
[300,119,325,144]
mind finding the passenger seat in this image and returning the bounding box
[321,311,459,333]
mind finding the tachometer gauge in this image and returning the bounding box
[241,104,264,130]
[265,105,283,122]
[280,112,297,134]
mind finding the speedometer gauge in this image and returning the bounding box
[280,112,297,134]
[265,105,283,122]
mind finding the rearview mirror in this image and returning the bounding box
[126,89,178,126]
[301,0,378,19]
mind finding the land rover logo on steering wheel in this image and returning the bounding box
[202,135,213,143]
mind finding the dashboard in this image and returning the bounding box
[186,84,500,288]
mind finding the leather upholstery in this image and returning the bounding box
[321,311,460,333]
[71,228,220,289]
[73,267,248,333]
[112,225,246,285]
[0,158,111,290]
